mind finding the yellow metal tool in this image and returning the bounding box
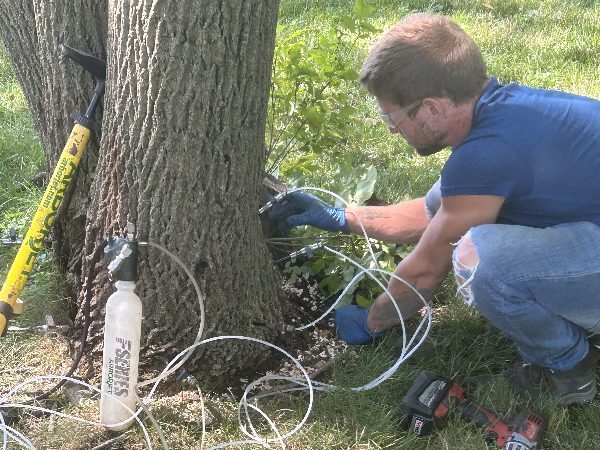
[0,44,106,336]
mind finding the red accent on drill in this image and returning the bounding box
[399,370,545,449]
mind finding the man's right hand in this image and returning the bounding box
[267,192,348,233]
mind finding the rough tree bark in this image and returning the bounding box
[0,0,283,386]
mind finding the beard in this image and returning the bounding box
[413,123,449,156]
[415,141,447,156]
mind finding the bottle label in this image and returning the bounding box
[105,336,132,397]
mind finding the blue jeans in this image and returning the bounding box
[425,181,600,371]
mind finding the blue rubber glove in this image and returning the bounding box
[268,191,348,233]
[334,305,387,345]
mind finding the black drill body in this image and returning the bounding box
[400,370,545,450]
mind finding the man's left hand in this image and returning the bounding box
[334,305,387,345]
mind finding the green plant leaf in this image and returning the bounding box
[339,15,356,31]
[320,274,344,296]
[338,105,356,118]
[301,106,326,129]
[355,294,373,308]
[353,0,375,21]
[359,22,380,34]
[352,165,377,206]
[339,68,359,81]
[287,44,302,66]
[295,65,318,77]
[342,266,355,282]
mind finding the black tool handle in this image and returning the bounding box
[456,399,513,446]
[58,44,106,80]
[59,44,107,123]
[456,399,497,429]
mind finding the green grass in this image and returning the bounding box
[0,43,45,232]
[1,0,600,448]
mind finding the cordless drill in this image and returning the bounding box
[400,370,545,450]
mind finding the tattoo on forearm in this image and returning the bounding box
[355,208,391,222]
[369,287,435,332]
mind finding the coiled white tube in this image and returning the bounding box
[1,185,432,449]
[135,335,313,449]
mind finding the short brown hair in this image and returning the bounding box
[360,13,487,105]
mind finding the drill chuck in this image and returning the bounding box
[504,434,537,450]
[502,411,545,450]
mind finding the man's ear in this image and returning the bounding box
[420,98,444,117]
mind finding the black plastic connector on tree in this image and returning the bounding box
[104,236,139,281]
[71,113,99,132]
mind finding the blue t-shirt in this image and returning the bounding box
[441,77,600,228]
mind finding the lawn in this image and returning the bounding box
[1,0,599,448]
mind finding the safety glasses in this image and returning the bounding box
[379,99,422,128]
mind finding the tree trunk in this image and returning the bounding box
[0,0,283,386]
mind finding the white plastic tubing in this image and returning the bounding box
[0,186,431,450]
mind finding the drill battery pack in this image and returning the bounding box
[399,370,454,436]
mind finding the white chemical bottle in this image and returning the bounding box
[100,238,142,430]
